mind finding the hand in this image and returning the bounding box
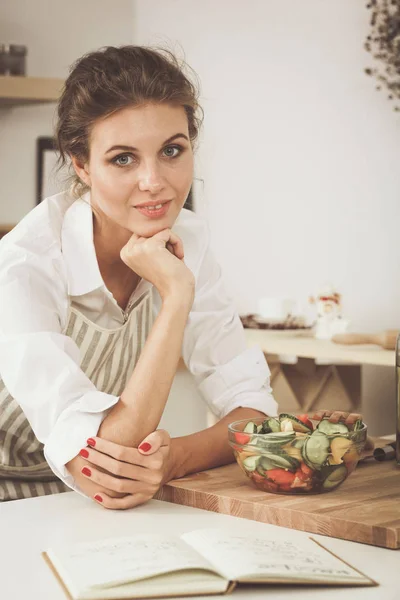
[79,429,172,510]
[120,229,195,304]
[310,409,362,426]
[311,409,374,452]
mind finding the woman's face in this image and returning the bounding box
[75,103,194,238]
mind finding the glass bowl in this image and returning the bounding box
[228,415,367,494]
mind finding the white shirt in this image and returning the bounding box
[0,191,277,491]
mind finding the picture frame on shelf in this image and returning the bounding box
[36,136,69,204]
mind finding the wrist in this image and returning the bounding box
[165,438,187,482]
[161,289,193,314]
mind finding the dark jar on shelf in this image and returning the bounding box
[0,44,27,76]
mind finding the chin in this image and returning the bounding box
[129,217,177,238]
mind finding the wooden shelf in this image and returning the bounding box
[244,329,395,367]
[0,75,64,106]
[0,224,16,239]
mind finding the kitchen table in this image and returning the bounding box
[0,490,398,600]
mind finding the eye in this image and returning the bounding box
[112,154,134,167]
[162,145,183,158]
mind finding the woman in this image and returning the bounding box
[0,46,359,507]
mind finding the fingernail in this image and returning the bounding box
[79,449,89,458]
[81,467,91,477]
[94,495,103,503]
[139,442,152,452]
[87,438,96,447]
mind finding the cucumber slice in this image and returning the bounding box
[256,424,263,433]
[353,419,363,431]
[316,419,349,436]
[260,423,272,434]
[256,455,276,474]
[321,464,348,490]
[262,418,280,433]
[352,419,365,443]
[279,413,313,434]
[243,421,258,434]
[292,436,306,449]
[302,431,330,469]
[257,432,296,447]
[261,451,299,472]
[246,436,260,447]
[242,455,260,472]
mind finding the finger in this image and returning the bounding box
[152,229,184,259]
[84,437,166,472]
[81,465,153,494]
[79,448,156,484]
[138,429,171,455]
[166,232,184,260]
[329,411,350,423]
[345,412,362,425]
[94,492,151,510]
[86,437,147,465]
[123,233,140,250]
[311,410,332,421]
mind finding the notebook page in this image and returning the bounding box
[46,534,220,594]
[182,529,370,584]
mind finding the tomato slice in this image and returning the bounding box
[297,414,313,430]
[234,432,251,445]
[300,463,314,477]
[265,469,296,486]
[278,483,293,492]
[294,468,308,482]
[263,480,279,493]
[251,472,265,483]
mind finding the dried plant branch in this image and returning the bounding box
[364,0,400,111]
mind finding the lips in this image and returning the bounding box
[134,199,171,209]
[134,200,172,219]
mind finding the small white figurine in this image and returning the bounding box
[310,285,350,340]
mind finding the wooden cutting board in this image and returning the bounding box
[156,454,400,550]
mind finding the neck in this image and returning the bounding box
[92,212,132,267]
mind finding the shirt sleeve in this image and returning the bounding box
[0,243,119,491]
[181,225,278,420]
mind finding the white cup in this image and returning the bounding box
[257,297,295,323]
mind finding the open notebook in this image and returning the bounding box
[43,528,376,599]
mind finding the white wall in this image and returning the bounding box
[132,0,400,434]
[132,0,400,331]
[0,0,134,223]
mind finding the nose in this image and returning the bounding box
[137,160,165,194]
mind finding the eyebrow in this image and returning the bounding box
[105,133,189,155]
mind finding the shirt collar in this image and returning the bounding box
[61,192,104,296]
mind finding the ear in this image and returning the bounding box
[71,155,91,188]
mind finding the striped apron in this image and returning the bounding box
[0,290,152,501]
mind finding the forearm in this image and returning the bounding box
[98,295,191,447]
[67,295,191,492]
[166,407,268,481]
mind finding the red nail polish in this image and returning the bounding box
[79,449,89,458]
[139,442,152,452]
[81,467,91,477]
[94,494,103,503]
[87,438,96,447]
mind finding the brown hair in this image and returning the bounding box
[55,45,202,197]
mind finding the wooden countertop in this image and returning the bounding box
[157,438,400,550]
[244,329,395,367]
